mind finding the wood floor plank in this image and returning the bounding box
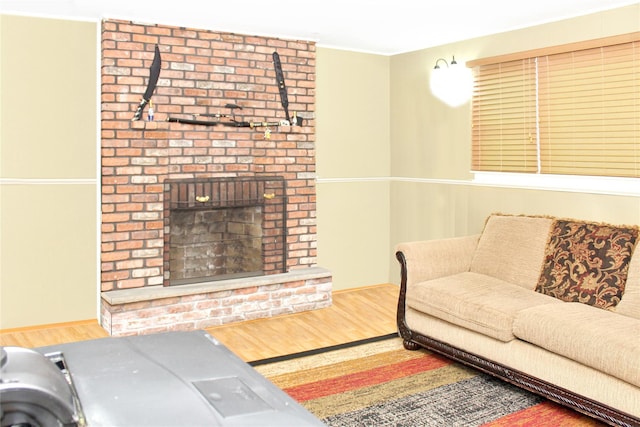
[0,284,400,362]
[0,320,109,348]
[207,284,399,361]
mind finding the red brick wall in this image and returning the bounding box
[100,19,316,292]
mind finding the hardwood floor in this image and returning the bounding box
[0,283,399,362]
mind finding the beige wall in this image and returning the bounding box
[0,15,97,328]
[388,3,640,282]
[316,49,391,290]
[2,4,639,328]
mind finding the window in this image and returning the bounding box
[469,33,640,179]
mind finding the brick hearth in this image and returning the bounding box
[101,268,331,336]
[99,19,330,335]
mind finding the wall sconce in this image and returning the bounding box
[430,55,473,107]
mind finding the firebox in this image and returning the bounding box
[163,177,286,286]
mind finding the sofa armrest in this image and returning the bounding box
[395,234,480,287]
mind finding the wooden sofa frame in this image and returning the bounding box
[396,251,640,427]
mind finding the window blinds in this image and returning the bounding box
[471,59,538,173]
[471,34,640,178]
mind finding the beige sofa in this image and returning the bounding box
[395,213,640,427]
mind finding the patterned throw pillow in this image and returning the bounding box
[536,220,639,310]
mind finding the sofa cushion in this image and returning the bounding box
[514,302,640,388]
[469,214,554,289]
[406,272,561,342]
[535,219,639,310]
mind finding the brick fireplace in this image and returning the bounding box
[100,19,331,336]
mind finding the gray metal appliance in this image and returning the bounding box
[1,330,325,426]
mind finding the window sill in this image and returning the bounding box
[472,172,640,197]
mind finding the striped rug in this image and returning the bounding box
[252,335,605,426]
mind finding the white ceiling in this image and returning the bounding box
[1,0,638,55]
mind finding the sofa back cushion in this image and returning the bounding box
[535,220,639,311]
[469,214,554,289]
[616,248,640,319]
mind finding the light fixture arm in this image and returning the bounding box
[433,56,458,69]
[433,58,449,69]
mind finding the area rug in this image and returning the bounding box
[251,334,605,427]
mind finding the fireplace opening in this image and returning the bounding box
[163,177,286,286]
[169,206,264,284]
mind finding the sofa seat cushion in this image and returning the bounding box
[514,302,640,388]
[407,272,561,342]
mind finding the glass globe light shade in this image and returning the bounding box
[430,62,473,107]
